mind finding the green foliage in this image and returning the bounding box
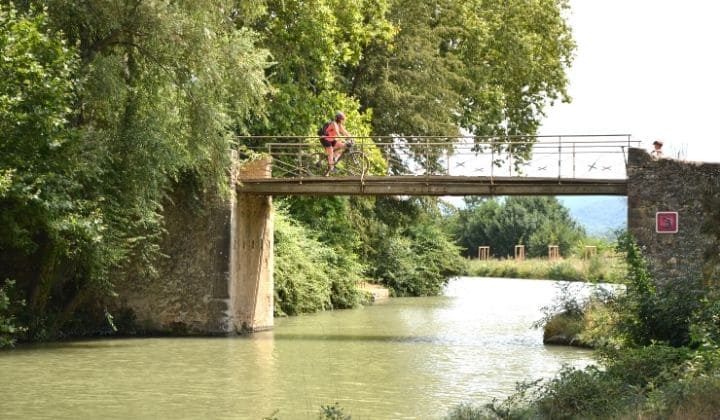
[352,0,574,151]
[450,197,585,259]
[319,402,352,420]
[247,0,393,138]
[0,4,114,339]
[546,262,583,281]
[282,194,464,299]
[1,1,271,340]
[465,344,720,420]
[533,281,620,348]
[614,233,703,347]
[279,195,363,253]
[2,0,578,340]
[529,365,633,419]
[600,345,692,389]
[365,198,465,296]
[273,209,367,316]
[585,255,610,282]
[465,256,625,282]
[444,402,491,420]
[0,280,26,348]
[689,289,720,349]
[643,374,720,419]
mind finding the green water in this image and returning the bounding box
[0,277,594,419]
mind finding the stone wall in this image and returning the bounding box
[116,179,234,334]
[627,147,720,285]
[116,156,274,335]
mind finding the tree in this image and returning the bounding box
[451,196,585,258]
[0,4,95,339]
[364,197,465,296]
[246,0,394,138]
[2,1,271,339]
[349,0,575,168]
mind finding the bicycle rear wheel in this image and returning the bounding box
[300,152,328,176]
[338,151,369,176]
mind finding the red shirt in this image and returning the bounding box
[325,122,342,139]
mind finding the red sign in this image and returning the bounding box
[656,212,678,233]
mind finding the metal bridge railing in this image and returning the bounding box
[240,134,639,180]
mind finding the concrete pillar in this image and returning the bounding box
[232,157,274,332]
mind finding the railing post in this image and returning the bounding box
[425,138,430,178]
[447,147,450,175]
[490,142,494,181]
[572,142,576,179]
[558,136,562,180]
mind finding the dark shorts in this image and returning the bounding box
[320,138,336,148]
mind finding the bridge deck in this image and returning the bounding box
[237,176,628,196]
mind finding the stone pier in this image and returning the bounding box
[116,156,274,334]
[232,158,274,332]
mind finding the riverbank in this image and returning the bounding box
[444,234,720,419]
[464,255,625,283]
[358,282,390,301]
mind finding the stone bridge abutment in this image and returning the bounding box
[627,147,720,285]
[116,156,274,335]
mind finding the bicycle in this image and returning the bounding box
[301,139,370,177]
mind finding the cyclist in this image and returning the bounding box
[320,111,352,175]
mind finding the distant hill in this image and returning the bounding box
[557,196,627,237]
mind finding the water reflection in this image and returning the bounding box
[0,277,595,419]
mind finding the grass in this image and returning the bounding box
[463,254,626,283]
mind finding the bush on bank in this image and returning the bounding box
[273,210,370,316]
[0,280,26,348]
[367,221,467,296]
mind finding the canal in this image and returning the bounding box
[0,277,596,419]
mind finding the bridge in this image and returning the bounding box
[117,137,720,337]
[238,135,635,196]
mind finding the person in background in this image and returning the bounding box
[320,112,351,175]
[650,139,664,159]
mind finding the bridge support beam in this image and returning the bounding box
[232,158,274,332]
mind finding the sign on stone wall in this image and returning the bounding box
[656,211,678,233]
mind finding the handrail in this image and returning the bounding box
[240,134,641,181]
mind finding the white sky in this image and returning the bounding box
[539,1,720,163]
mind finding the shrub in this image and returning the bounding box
[273,210,366,316]
[614,233,704,347]
[547,261,583,281]
[531,366,634,419]
[444,402,491,420]
[368,223,465,296]
[646,375,720,419]
[319,402,351,420]
[0,280,25,348]
[600,345,692,389]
